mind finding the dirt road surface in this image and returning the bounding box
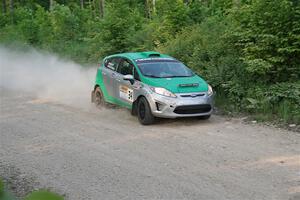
[0,88,299,200]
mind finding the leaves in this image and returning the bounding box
[0,178,63,200]
[24,190,63,200]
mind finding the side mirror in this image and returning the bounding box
[123,74,134,85]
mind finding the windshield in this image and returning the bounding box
[137,60,194,78]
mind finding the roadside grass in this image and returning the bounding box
[24,191,63,200]
[0,178,17,200]
[214,92,299,131]
[0,178,63,200]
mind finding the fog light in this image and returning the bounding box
[155,102,164,111]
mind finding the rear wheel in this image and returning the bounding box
[137,97,155,125]
[94,87,105,107]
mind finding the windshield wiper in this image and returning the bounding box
[145,74,161,78]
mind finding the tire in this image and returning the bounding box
[137,97,155,125]
[198,115,211,120]
[94,87,105,107]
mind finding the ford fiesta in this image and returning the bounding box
[91,51,213,125]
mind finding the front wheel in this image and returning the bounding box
[137,97,155,125]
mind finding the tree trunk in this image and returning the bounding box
[9,0,13,19]
[99,0,104,18]
[152,0,155,15]
[80,0,84,9]
[145,0,149,18]
[2,0,6,14]
[49,0,54,11]
[145,0,155,18]
[88,0,92,13]
[92,0,97,15]
[88,0,95,16]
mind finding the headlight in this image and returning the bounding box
[207,84,213,96]
[150,87,177,98]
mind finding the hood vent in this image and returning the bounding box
[148,53,160,57]
[178,83,199,87]
[141,51,161,58]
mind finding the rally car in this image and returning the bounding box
[91,51,213,125]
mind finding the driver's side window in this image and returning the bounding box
[117,59,133,75]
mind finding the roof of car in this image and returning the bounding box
[106,51,174,61]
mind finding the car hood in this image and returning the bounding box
[142,75,208,93]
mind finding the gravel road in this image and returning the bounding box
[0,88,299,200]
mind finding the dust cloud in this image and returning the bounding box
[0,46,97,108]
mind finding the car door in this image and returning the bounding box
[115,58,136,104]
[102,57,120,99]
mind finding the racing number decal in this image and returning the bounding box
[119,85,133,102]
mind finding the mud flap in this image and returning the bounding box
[131,100,138,116]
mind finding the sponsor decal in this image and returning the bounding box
[119,85,133,102]
[106,62,116,70]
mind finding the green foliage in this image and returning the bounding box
[24,190,63,200]
[0,178,17,200]
[231,0,300,83]
[161,16,248,110]
[0,178,63,200]
[0,0,299,124]
[86,1,144,61]
[0,178,3,196]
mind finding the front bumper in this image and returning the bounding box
[146,92,213,118]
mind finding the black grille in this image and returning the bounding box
[180,93,205,98]
[174,104,212,114]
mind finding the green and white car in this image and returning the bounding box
[91,51,213,125]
